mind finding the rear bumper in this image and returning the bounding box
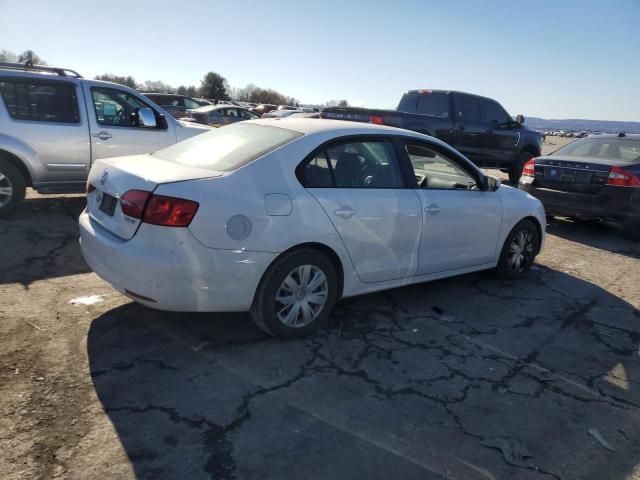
[79,211,277,312]
[519,181,640,225]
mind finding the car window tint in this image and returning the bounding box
[484,101,510,125]
[91,87,153,127]
[553,138,640,162]
[153,123,302,171]
[456,95,482,123]
[325,140,403,188]
[416,92,449,118]
[302,153,334,187]
[240,109,258,119]
[405,142,477,190]
[0,79,79,123]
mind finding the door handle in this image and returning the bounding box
[334,208,355,219]
[92,131,112,141]
[425,204,440,215]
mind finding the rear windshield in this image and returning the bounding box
[553,138,640,162]
[153,122,302,171]
[397,92,449,118]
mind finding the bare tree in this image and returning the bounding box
[17,50,46,65]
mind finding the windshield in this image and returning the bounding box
[153,122,302,171]
[553,137,640,162]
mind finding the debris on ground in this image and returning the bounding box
[588,428,615,451]
[69,294,105,306]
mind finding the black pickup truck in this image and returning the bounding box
[321,90,543,183]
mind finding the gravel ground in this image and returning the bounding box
[1,137,640,480]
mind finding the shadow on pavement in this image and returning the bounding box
[546,217,640,259]
[0,195,89,286]
[88,266,640,480]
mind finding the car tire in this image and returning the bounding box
[508,151,534,185]
[495,219,540,279]
[0,159,26,218]
[250,248,338,339]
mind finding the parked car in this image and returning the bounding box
[79,118,545,339]
[519,133,640,240]
[277,105,297,111]
[143,93,210,118]
[252,104,278,116]
[0,62,210,217]
[321,89,542,184]
[186,105,260,126]
[262,109,301,119]
[288,112,321,119]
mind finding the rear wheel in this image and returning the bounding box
[250,249,338,339]
[0,159,26,218]
[508,151,534,185]
[496,219,540,278]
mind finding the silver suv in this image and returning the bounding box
[0,62,210,216]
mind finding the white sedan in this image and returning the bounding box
[79,119,545,338]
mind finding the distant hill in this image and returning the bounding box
[525,117,640,134]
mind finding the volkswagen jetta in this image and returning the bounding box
[79,119,545,338]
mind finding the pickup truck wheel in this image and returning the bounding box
[0,160,26,218]
[508,152,534,185]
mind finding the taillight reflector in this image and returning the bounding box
[606,166,640,187]
[522,158,536,177]
[369,115,384,125]
[143,194,199,227]
[120,190,151,219]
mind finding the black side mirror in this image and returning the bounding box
[516,114,525,125]
[484,175,501,191]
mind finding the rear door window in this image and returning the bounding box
[416,92,450,118]
[300,139,404,188]
[0,78,79,123]
[456,94,483,124]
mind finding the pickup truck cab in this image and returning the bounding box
[322,90,542,184]
[0,62,210,216]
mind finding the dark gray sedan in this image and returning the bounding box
[185,105,260,127]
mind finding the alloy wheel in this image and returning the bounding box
[275,265,328,328]
[0,172,13,208]
[508,230,535,272]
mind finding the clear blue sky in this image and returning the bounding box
[1,0,638,121]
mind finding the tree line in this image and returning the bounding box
[1,49,349,107]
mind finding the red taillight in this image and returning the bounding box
[522,158,536,177]
[120,190,199,226]
[606,166,640,187]
[369,115,384,125]
[120,190,151,219]
[143,194,199,227]
[86,182,96,193]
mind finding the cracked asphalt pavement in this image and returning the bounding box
[2,156,640,479]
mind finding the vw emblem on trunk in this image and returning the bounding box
[100,170,109,186]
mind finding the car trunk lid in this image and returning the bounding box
[533,155,615,194]
[86,154,221,240]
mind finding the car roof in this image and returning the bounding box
[251,118,436,139]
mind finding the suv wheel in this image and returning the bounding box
[0,160,26,218]
[508,151,534,185]
[496,219,540,278]
[251,249,338,339]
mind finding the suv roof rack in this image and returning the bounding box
[0,61,82,78]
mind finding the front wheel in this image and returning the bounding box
[0,159,26,218]
[496,219,540,278]
[250,249,338,339]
